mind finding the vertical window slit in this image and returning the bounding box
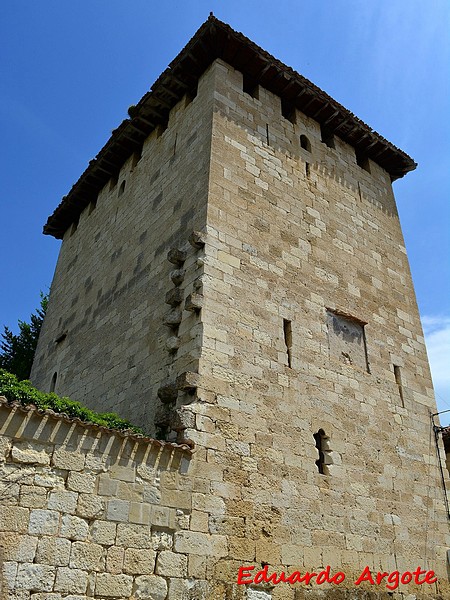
[314,429,326,474]
[50,372,57,393]
[266,123,270,146]
[283,319,292,368]
[394,365,404,407]
[305,162,310,177]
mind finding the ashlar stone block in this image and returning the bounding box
[123,547,156,574]
[28,509,59,536]
[174,530,228,557]
[11,441,50,466]
[16,564,56,592]
[155,550,187,577]
[48,491,78,514]
[95,573,133,597]
[0,533,37,562]
[133,575,167,600]
[52,449,85,471]
[36,537,71,566]
[106,498,130,522]
[76,494,104,519]
[60,515,89,541]
[54,567,88,594]
[89,520,116,546]
[69,541,105,571]
[116,523,153,548]
[67,472,96,493]
[0,506,29,533]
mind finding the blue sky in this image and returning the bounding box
[1,1,449,419]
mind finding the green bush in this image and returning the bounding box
[0,369,145,435]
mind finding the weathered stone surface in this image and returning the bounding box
[95,573,133,597]
[167,248,186,265]
[69,541,105,571]
[123,548,156,575]
[48,490,78,513]
[34,470,66,489]
[151,530,173,551]
[105,545,124,575]
[106,498,130,522]
[155,550,187,577]
[164,288,183,307]
[52,449,85,471]
[188,230,207,249]
[109,464,135,483]
[89,520,116,546]
[67,472,96,493]
[60,515,89,541]
[54,568,88,594]
[176,371,200,391]
[163,309,182,327]
[184,293,204,312]
[133,575,167,600]
[157,383,178,403]
[247,590,272,600]
[0,436,12,461]
[116,523,153,548]
[36,537,71,566]
[165,336,181,352]
[170,268,185,285]
[76,493,104,519]
[28,509,59,535]
[174,531,228,557]
[11,442,50,465]
[16,564,56,592]
[19,484,47,508]
[0,506,29,533]
[0,533,37,562]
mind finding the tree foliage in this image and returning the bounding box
[0,369,145,434]
[0,293,48,380]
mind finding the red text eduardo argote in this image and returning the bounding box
[237,564,437,591]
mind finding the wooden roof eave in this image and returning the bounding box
[43,16,416,239]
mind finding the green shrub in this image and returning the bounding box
[0,369,145,435]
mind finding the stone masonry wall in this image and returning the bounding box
[24,54,450,599]
[3,397,447,600]
[0,399,218,600]
[30,63,217,436]
[177,60,450,597]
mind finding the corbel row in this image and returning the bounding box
[155,230,207,442]
[162,231,207,354]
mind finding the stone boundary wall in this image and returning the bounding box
[0,398,208,600]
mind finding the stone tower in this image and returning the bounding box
[31,17,449,597]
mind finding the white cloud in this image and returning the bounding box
[421,315,450,421]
